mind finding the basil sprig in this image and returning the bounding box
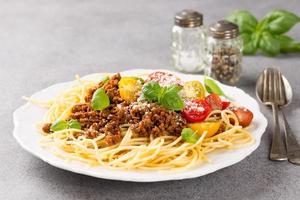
[101,75,110,83]
[227,9,300,56]
[91,88,110,110]
[50,120,69,132]
[158,85,184,110]
[50,119,81,132]
[68,119,82,129]
[141,82,184,111]
[181,128,198,144]
[204,77,233,101]
[141,82,161,102]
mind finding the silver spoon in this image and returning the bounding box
[279,74,300,165]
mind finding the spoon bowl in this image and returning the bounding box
[281,75,293,106]
[256,71,292,106]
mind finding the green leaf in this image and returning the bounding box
[280,42,300,53]
[276,34,294,44]
[256,18,270,33]
[264,9,300,34]
[181,128,199,144]
[101,75,110,83]
[241,33,257,55]
[226,10,258,33]
[274,35,300,53]
[91,88,110,110]
[251,32,261,49]
[141,82,184,111]
[50,120,69,132]
[204,78,233,100]
[68,119,81,129]
[259,32,280,56]
[158,85,184,111]
[204,78,224,96]
[141,82,161,102]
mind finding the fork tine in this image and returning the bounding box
[274,69,280,102]
[278,71,287,105]
[268,68,273,102]
[262,69,268,102]
[276,70,284,104]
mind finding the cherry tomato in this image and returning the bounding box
[182,99,212,123]
[221,101,231,110]
[182,81,205,100]
[205,93,222,110]
[230,107,253,127]
[188,121,221,138]
[118,77,142,102]
[147,71,182,86]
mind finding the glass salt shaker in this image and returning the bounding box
[171,10,208,74]
[207,20,243,85]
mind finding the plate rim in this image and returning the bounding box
[13,68,268,182]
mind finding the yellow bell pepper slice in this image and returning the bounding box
[183,81,205,100]
[188,121,221,138]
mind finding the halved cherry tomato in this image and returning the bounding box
[230,107,253,127]
[182,81,205,100]
[205,93,222,110]
[147,71,182,86]
[182,99,212,123]
[118,77,142,102]
[222,101,231,110]
[188,121,221,138]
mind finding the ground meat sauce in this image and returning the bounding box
[70,102,129,145]
[85,73,123,104]
[42,73,187,146]
[129,102,186,138]
[42,123,51,133]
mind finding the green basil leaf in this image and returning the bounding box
[204,78,233,101]
[226,10,258,33]
[264,9,300,34]
[240,33,251,43]
[204,78,224,96]
[259,32,280,56]
[141,82,161,102]
[181,128,199,144]
[241,33,257,55]
[50,120,68,132]
[274,35,300,53]
[68,119,81,130]
[276,34,294,44]
[280,42,300,53]
[158,85,184,111]
[251,32,261,49]
[101,75,110,83]
[256,18,269,32]
[91,88,110,110]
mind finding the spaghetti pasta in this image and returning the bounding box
[26,73,254,171]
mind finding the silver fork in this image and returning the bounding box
[262,68,287,161]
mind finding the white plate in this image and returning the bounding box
[13,69,267,182]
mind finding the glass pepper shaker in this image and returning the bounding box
[208,20,243,85]
[171,10,208,74]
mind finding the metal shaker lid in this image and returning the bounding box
[175,10,203,28]
[209,20,239,39]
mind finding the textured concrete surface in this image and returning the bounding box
[1,0,300,199]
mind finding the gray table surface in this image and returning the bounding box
[1,0,300,199]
